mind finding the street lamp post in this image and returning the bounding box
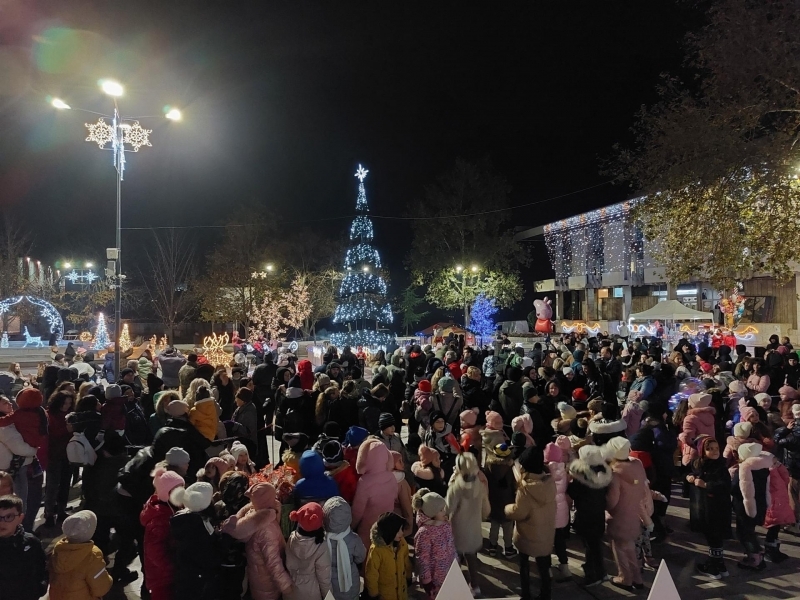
[455,265,481,326]
[52,82,180,373]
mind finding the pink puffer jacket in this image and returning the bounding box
[547,460,570,529]
[222,505,293,600]
[679,406,716,465]
[764,461,795,528]
[606,458,648,541]
[352,438,398,549]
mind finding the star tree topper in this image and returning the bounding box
[355,164,369,182]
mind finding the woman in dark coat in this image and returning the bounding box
[212,368,236,421]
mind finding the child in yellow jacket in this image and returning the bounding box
[365,512,411,600]
[189,387,220,441]
[49,510,113,600]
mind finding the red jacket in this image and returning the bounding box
[327,462,358,504]
[46,409,70,460]
[140,495,176,592]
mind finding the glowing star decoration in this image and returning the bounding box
[355,164,369,182]
[121,121,152,152]
[119,323,132,353]
[203,332,232,367]
[85,118,115,148]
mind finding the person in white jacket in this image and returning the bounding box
[0,414,38,516]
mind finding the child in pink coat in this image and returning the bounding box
[459,408,482,457]
[544,442,571,582]
[351,438,398,550]
[680,393,717,465]
[412,488,457,600]
[763,455,794,563]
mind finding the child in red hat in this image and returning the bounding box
[287,502,331,599]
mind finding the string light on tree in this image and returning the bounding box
[203,332,232,367]
[92,312,111,350]
[331,164,395,348]
[119,323,132,352]
[469,293,498,343]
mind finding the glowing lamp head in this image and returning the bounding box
[266,264,274,272]
[165,108,182,121]
[100,80,124,97]
[51,98,71,110]
[363,266,370,272]
[63,262,71,269]
[455,265,463,273]
[471,265,479,272]
[85,262,93,268]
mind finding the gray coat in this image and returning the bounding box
[446,473,490,553]
[232,401,259,446]
[322,496,367,600]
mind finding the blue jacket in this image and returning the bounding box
[630,376,656,400]
[294,450,339,504]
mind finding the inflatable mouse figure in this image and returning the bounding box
[533,297,553,333]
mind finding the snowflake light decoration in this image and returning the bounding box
[355,164,369,182]
[122,121,152,152]
[85,118,115,148]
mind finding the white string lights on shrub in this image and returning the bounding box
[0,295,64,341]
[331,164,395,348]
[543,199,645,281]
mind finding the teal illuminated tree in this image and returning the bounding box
[469,293,497,343]
[92,312,111,350]
[331,165,395,347]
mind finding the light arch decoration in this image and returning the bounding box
[0,295,64,341]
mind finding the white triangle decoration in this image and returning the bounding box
[647,560,681,600]
[323,591,336,600]
[436,559,475,599]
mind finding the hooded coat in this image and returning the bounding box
[606,458,648,541]
[295,450,340,504]
[764,461,795,528]
[504,469,557,557]
[189,396,220,441]
[171,510,222,600]
[547,459,570,529]
[414,511,457,591]
[731,452,772,524]
[364,521,412,600]
[140,494,177,594]
[48,539,113,600]
[567,453,613,538]
[446,468,491,553]
[484,451,516,523]
[285,531,331,600]
[351,439,398,550]
[688,457,732,538]
[680,406,716,465]
[323,497,366,600]
[775,424,800,478]
[222,502,293,600]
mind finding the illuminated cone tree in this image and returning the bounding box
[331,165,394,347]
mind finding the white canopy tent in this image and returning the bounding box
[629,299,714,322]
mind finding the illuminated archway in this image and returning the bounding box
[0,295,64,341]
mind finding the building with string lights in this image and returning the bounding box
[515,199,800,346]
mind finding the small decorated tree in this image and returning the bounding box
[469,293,497,344]
[92,312,110,350]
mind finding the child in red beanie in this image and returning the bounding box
[287,502,331,599]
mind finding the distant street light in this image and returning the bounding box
[51,80,179,370]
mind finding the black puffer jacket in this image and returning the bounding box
[775,425,800,478]
[461,378,490,423]
[153,417,210,475]
[567,453,613,538]
[171,511,222,600]
[0,526,48,600]
[358,390,385,434]
[117,447,158,507]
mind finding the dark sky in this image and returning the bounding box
[0,1,699,319]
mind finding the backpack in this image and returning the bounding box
[67,431,97,466]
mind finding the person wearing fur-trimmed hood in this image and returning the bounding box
[323,496,366,600]
[731,442,772,571]
[567,445,613,586]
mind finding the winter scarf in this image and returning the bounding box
[326,527,354,593]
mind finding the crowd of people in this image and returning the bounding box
[0,331,798,600]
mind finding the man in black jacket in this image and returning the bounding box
[0,495,47,600]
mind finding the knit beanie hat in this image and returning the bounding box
[779,385,797,399]
[605,437,631,461]
[438,376,455,393]
[166,399,190,417]
[412,488,446,518]
[282,432,310,452]
[390,450,405,471]
[417,379,432,393]
[376,512,406,545]
[792,403,800,419]
[165,446,190,467]
[738,442,762,462]
[206,456,231,478]
[105,384,122,399]
[62,510,97,543]
[15,388,43,408]
[570,417,589,438]
[739,406,758,423]
[544,442,562,464]
[518,446,544,474]
[572,388,588,403]
[315,373,331,391]
[578,444,606,466]
[485,410,503,430]
[558,401,577,420]
[290,502,324,532]
[154,467,185,502]
[587,398,603,414]
[694,434,714,457]
[729,380,747,396]
[344,426,368,447]
[322,421,340,438]
[183,482,214,512]
[555,435,572,454]
[688,393,712,409]
[230,441,249,462]
[286,375,304,399]
[454,451,479,477]
[492,442,512,458]
[734,422,753,439]
[754,393,772,410]
[323,440,345,467]
[460,408,478,428]
[246,482,279,511]
[511,413,533,435]
[418,445,440,466]
[378,413,396,431]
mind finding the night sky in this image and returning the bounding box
[0,1,700,320]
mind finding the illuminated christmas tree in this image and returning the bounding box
[469,293,497,343]
[331,165,394,347]
[119,323,132,352]
[92,312,111,350]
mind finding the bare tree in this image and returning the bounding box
[0,212,31,331]
[141,229,198,342]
